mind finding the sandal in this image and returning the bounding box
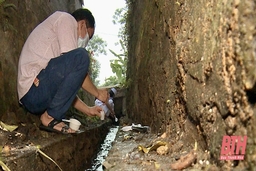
[39,119,70,134]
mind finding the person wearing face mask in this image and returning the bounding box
[17,8,108,134]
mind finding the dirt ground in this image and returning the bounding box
[0,115,209,171]
[0,114,253,171]
[0,112,111,171]
[104,132,210,171]
[103,117,248,171]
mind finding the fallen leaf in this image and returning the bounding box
[138,141,167,154]
[157,145,168,155]
[160,132,167,139]
[102,161,114,169]
[138,145,149,153]
[2,145,11,154]
[0,121,18,132]
[154,162,160,169]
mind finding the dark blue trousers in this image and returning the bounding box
[20,48,90,120]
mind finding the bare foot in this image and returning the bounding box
[40,111,75,133]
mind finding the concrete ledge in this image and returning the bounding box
[1,121,111,171]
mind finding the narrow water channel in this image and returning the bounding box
[86,126,119,171]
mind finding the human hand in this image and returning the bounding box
[97,88,109,103]
[110,111,115,116]
[87,106,102,118]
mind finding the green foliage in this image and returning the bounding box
[89,55,101,86]
[103,2,129,88]
[103,76,119,86]
[87,35,107,57]
[108,40,128,87]
[86,35,107,86]
[0,0,17,32]
[112,3,128,48]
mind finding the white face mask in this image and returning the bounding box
[78,32,89,48]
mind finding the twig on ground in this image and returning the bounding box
[170,141,197,170]
[36,145,63,171]
[0,160,11,171]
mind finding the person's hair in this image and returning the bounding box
[94,90,115,101]
[71,8,95,28]
[109,89,115,98]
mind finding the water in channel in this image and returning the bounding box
[86,126,119,171]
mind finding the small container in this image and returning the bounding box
[114,116,118,122]
[69,118,81,131]
[100,111,105,120]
